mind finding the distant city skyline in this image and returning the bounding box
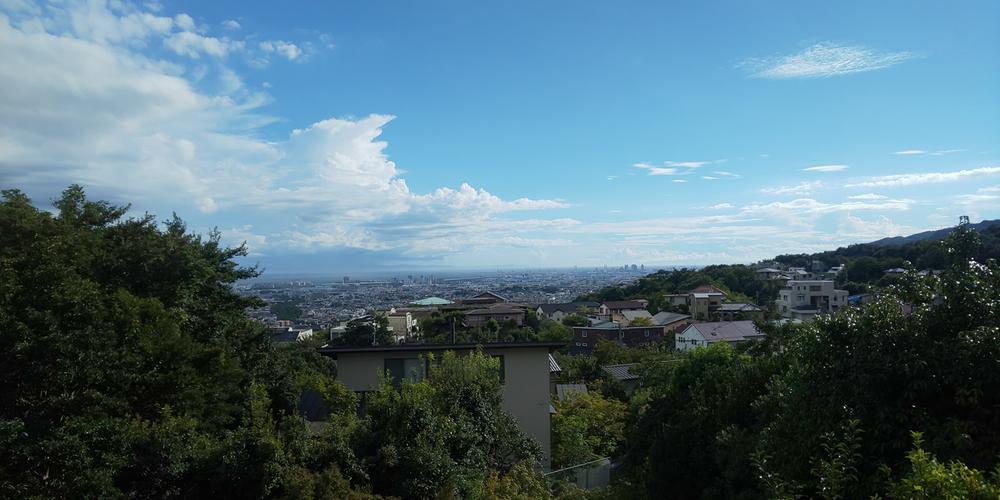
[1,0,998,273]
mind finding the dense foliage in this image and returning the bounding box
[0,187,549,499]
[615,222,1000,498]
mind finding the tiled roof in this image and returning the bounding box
[716,303,762,312]
[684,321,764,342]
[621,309,652,321]
[601,300,646,310]
[652,311,690,325]
[555,383,588,401]
[601,363,639,381]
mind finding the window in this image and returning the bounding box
[582,342,588,347]
[384,358,423,387]
[581,331,587,337]
[645,330,650,337]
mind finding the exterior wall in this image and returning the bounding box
[776,280,849,318]
[465,311,526,327]
[334,346,553,469]
[386,313,413,340]
[675,327,707,350]
[571,327,665,353]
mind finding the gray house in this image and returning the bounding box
[319,341,564,469]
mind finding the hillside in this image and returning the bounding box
[869,218,1000,246]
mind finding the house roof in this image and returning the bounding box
[652,311,691,325]
[473,291,508,301]
[756,268,783,273]
[555,383,588,401]
[548,353,562,373]
[537,301,598,315]
[682,321,763,343]
[601,300,646,310]
[716,303,763,312]
[318,341,565,357]
[466,304,525,315]
[621,309,652,321]
[689,284,725,294]
[410,297,453,306]
[601,363,640,381]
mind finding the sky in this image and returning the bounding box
[1,0,998,273]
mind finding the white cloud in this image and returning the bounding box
[956,194,999,206]
[893,148,964,156]
[979,185,1000,193]
[761,181,823,196]
[260,40,301,61]
[222,19,240,30]
[845,166,1000,188]
[708,203,734,210]
[713,171,740,178]
[664,160,710,168]
[174,13,195,31]
[702,176,718,180]
[633,159,725,177]
[741,42,915,79]
[802,164,848,172]
[836,215,907,240]
[672,179,687,183]
[848,193,888,200]
[0,1,567,257]
[606,175,618,181]
[165,31,234,58]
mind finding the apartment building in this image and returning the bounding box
[776,280,849,321]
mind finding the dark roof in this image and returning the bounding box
[689,284,725,294]
[474,291,508,301]
[318,341,565,357]
[716,303,763,312]
[602,363,639,381]
[537,301,598,315]
[683,321,764,342]
[601,300,646,310]
[652,311,691,325]
[466,304,525,315]
[555,384,588,401]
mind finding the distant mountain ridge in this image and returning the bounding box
[869,219,1000,246]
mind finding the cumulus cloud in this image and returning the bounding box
[740,42,915,79]
[802,164,848,172]
[222,19,240,30]
[845,167,1000,188]
[260,40,301,61]
[0,0,567,259]
[164,31,234,58]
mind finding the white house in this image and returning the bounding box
[775,280,849,321]
[675,321,765,351]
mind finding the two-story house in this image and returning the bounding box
[319,342,564,469]
[776,280,849,321]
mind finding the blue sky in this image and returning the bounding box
[1,0,998,272]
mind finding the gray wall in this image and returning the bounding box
[335,346,552,468]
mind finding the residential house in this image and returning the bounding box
[269,320,315,344]
[776,280,849,321]
[601,363,640,395]
[318,342,564,469]
[675,321,765,351]
[536,301,598,321]
[460,291,509,306]
[464,304,526,327]
[711,302,764,321]
[598,299,649,321]
[651,311,691,330]
[687,285,725,320]
[620,309,653,326]
[755,267,785,280]
[570,325,665,354]
[410,296,453,306]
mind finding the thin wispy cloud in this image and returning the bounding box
[761,181,824,196]
[848,193,888,200]
[802,164,849,172]
[633,159,724,177]
[672,179,688,183]
[741,42,916,79]
[892,149,965,156]
[846,166,1000,188]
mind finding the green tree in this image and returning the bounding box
[551,391,626,468]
